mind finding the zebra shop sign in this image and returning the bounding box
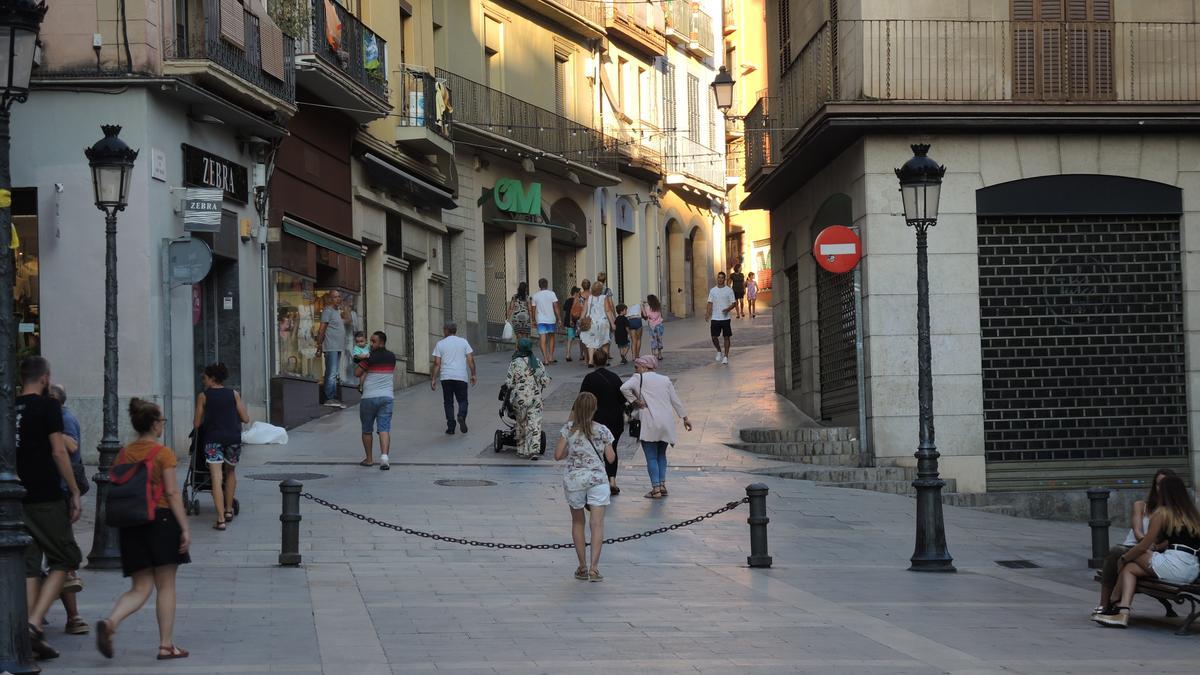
[182,144,249,204]
[183,188,223,233]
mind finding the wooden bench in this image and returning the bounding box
[1095,574,1200,635]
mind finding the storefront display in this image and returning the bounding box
[12,190,39,360]
[273,271,362,382]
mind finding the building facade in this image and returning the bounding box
[745,0,1200,492]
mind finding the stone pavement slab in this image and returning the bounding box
[32,317,1199,673]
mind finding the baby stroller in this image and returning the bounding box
[493,384,546,455]
[182,428,241,517]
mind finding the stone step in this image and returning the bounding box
[739,427,859,444]
[820,478,958,496]
[727,440,861,459]
[756,466,916,483]
[968,504,1021,518]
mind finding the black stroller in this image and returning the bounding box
[493,384,546,455]
[182,429,241,516]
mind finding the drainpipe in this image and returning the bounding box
[254,140,281,422]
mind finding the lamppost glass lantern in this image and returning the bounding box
[895,143,946,225]
[0,0,47,108]
[710,66,735,115]
[85,125,138,214]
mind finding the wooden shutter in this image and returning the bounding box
[778,0,791,72]
[554,57,567,118]
[220,0,246,51]
[261,20,285,81]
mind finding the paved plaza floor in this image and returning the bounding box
[34,316,1199,673]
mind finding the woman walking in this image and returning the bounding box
[192,363,249,530]
[580,280,616,367]
[642,295,665,359]
[626,300,643,358]
[621,355,691,498]
[507,281,532,344]
[580,350,626,495]
[504,338,551,460]
[96,399,191,660]
[562,286,580,362]
[554,392,617,581]
[1096,474,1200,628]
[575,280,592,362]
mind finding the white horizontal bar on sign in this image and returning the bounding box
[819,243,857,256]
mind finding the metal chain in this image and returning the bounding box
[300,493,749,550]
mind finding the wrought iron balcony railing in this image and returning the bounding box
[664,1,715,55]
[396,67,452,139]
[743,96,779,184]
[546,0,604,26]
[292,0,388,100]
[776,19,1200,150]
[664,133,723,189]
[169,0,296,104]
[435,68,618,174]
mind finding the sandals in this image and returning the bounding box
[96,619,114,659]
[29,622,58,660]
[359,459,374,467]
[659,485,668,496]
[574,566,589,580]
[224,510,234,523]
[588,568,604,582]
[644,488,663,499]
[1094,607,1130,628]
[157,645,190,660]
[213,521,226,531]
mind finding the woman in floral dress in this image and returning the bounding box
[554,392,616,581]
[580,280,616,367]
[504,338,551,459]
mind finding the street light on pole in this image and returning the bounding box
[84,125,138,570]
[895,143,955,573]
[710,66,735,116]
[0,0,48,670]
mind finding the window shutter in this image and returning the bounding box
[261,21,285,81]
[220,0,246,51]
[1012,0,1035,20]
[778,0,791,72]
[554,58,567,118]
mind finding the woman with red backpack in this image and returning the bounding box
[95,398,191,661]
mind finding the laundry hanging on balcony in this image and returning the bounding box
[434,78,452,132]
[324,0,342,53]
[363,32,381,73]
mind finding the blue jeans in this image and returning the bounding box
[442,380,468,425]
[323,350,342,401]
[641,441,668,487]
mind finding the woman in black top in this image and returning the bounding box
[192,363,250,530]
[579,350,625,494]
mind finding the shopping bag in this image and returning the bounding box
[501,321,514,341]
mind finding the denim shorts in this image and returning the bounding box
[360,397,394,434]
[626,318,643,331]
[538,323,557,334]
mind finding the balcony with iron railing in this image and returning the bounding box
[289,0,388,119]
[436,68,619,181]
[723,1,736,35]
[743,96,779,186]
[165,0,296,109]
[664,2,715,57]
[774,19,1200,153]
[606,1,667,57]
[509,0,605,37]
[395,66,453,154]
[664,133,723,190]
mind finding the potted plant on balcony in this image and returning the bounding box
[268,0,310,39]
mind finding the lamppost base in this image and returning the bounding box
[908,558,957,573]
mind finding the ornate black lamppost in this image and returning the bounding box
[0,1,48,671]
[84,125,137,569]
[896,144,955,573]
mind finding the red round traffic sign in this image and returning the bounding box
[812,225,862,274]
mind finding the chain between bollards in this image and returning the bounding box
[1086,487,1111,570]
[279,480,302,566]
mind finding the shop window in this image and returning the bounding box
[273,271,362,380]
[12,188,39,361]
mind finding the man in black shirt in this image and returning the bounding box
[729,264,747,319]
[16,356,81,659]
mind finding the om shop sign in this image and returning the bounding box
[494,179,542,218]
[812,225,862,274]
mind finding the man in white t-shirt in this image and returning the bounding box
[431,322,477,435]
[706,272,737,365]
[530,278,560,364]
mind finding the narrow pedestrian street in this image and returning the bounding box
[42,316,1197,673]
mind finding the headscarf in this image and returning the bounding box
[512,337,540,369]
[634,355,658,370]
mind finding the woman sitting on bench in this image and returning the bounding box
[1096,475,1200,628]
[1094,468,1176,619]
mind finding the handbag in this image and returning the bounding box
[578,316,593,332]
[563,428,607,492]
[627,373,646,439]
[72,462,90,496]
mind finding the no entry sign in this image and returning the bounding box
[812,225,862,274]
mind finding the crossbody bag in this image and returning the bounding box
[627,373,647,439]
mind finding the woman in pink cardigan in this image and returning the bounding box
[620,355,691,498]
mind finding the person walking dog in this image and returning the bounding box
[555,392,617,582]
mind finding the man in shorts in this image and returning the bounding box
[355,331,397,469]
[706,272,737,365]
[530,278,560,364]
[48,384,89,636]
[17,356,82,660]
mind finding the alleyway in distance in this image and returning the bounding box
[47,316,1198,673]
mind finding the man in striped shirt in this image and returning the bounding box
[354,331,397,470]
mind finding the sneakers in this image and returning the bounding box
[379,454,390,471]
[445,423,456,435]
[1095,609,1129,628]
[458,416,468,433]
[322,400,345,408]
[721,355,729,365]
[715,351,723,362]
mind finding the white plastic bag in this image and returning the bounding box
[241,421,288,445]
[501,321,514,341]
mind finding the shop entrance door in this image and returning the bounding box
[484,228,508,339]
[193,258,241,393]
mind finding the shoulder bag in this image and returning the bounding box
[627,373,646,439]
[563,428,607,492]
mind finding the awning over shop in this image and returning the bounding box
[362,153,458,210]
[282,220,363,260]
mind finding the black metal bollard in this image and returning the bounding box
[279,480,302,566]
[746,483,772,568]
[1087,487,1111,569]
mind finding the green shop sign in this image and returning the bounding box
[493,179,541,216]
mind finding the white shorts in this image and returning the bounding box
[564,483,611,510]
[1150,549,1200,585]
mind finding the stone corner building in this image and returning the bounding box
[745,0,1200,494]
